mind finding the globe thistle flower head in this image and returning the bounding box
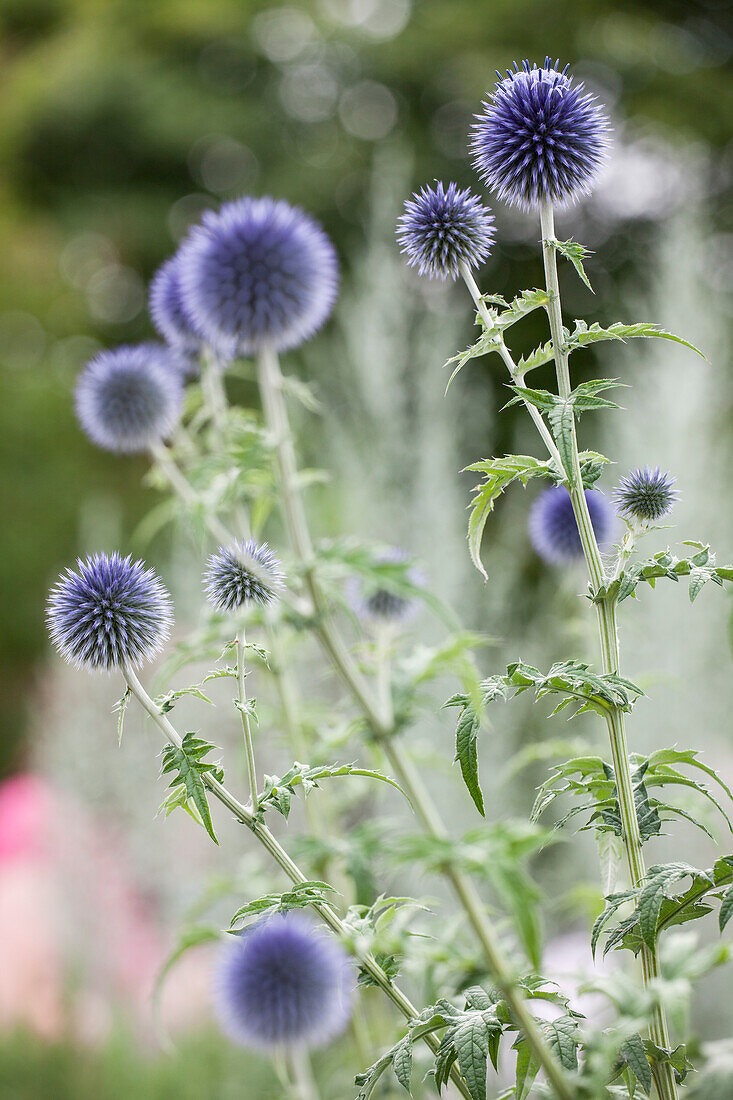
[396,182,495,280]
[213,914,354,1050]
[529,486,613,564]
[177,196,339,357]
[75,345,184,453]
[47,552,172,671]
[349,548,424,626]
[613,466,678,522]
[471,58,611,210]
[149,255,203,354]
[204,539,284,613]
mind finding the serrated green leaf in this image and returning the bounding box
[114,686,130,746]
[454,708,484,817]
[392,1038,413,1093]
[159,733,224,844]
[230,881,336,926]
[719,885,733,932]
[513,1036,540,1100]
[543,1015,580,1070]
[564,319,704,358]
[454,1017,489,1100]
[553,238,594,291]
[618,1033,652,1096]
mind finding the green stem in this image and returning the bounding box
[236,622,259,811]
[539,199,678,1100]
[255,347,575,1100]
[286,1049,320,1100]
[121,664,473,1100]
[202,347,228,430]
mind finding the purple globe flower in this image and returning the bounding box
[204,540,284,612]
[529,486,613,564]
[213,914,354,1050]
[471,59,611,210]
[47,552,173,671]
[348,548,424,625]
[397,182,495,280]
[149,255,202,354]
[177,197,339,357]
[75,345,184,453]
[613,466,678,522]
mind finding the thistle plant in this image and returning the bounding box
[45,54,733,1100]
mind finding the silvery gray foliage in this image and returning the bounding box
[44,57,733,1100]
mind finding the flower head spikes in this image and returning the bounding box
[204,539,284,613]
[349,548,424,626]
[149,255,202,354]
[529,486,614,564]
[471,58,611,210]
[47,552,172,671]
[177,196,339,357]
[75,345,184,453]
[397,182,495,280]
[613,466,678,523]
[213,913,354,1051]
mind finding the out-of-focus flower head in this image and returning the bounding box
[529,486,613,564]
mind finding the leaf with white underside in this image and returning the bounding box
[229,881,336,927]
[463,454,557,579]
[552,237,594,291]
[256,761,410,822]
[443,288,549,391]
[114,686,130,745]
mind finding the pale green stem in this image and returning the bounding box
[236,622,259,811]
[255,346,575,1100]
[539,199,678,1100]
[149,441,233,546]
[202,347,229,429]
[286,1050,320,1100]
[458,261,565,474]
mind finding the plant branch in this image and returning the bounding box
[539,198,678,1100]
[255,346,575,1100]
[236,622,259,811]
[121,663,473,1100]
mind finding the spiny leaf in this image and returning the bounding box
[114,686,130,746]
[159,733,224,844]
[617,1033,652,1096]
[454,707,485,817]
[553,237,594,291]
[230,881,336,926]
[463,454,556,579]
[564,319,704,358]
[443,289,550,391]
[257,761,410,821]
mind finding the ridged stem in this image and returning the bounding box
[255,346,575,1100]
[236,622,259,811]
[121,663,472,1100]
[539,199,678,1100]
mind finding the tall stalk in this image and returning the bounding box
[538,199,678,1100]
[255,345,575,1100]
[121,663,473,1100]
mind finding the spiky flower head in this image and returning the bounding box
[396,182,495,280]
[203,539,284,612]
[529,486,613,564]
[149,255,202,354]
[47,552,172,671]
[349,548,424,625]
[177,196,339,357]
[471,58,611,210]
[613,466,678,522]
[213,914,354,1050]
[75,345,184,453]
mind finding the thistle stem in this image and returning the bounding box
[458,261,565,475]
[255,347,575,1100]
[121,663,473,1100]
[539,198,678,1100]
[286,1049,320,1100]
[202,347,228,430]
[236,622,259,811]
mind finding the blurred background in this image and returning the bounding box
[0,0,731,1095]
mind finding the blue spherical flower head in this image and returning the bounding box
[529,486,613,564]
[613,466,678,522]
[177,197,339,357]
[396,182,495,280]
[75,345,184,453]
[47,552,173,671]
[204,539,284,613]
[214,914,354,1050]
[149,255,202,354]
[471,59,611,210]
[349,548,424,625]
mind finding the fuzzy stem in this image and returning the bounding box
[255,347,575,1100]
[458,261,565,474]
[121,664,473,1100]
[202,348,229,430]
[539,199,678,1100]
[236,622,259,811]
